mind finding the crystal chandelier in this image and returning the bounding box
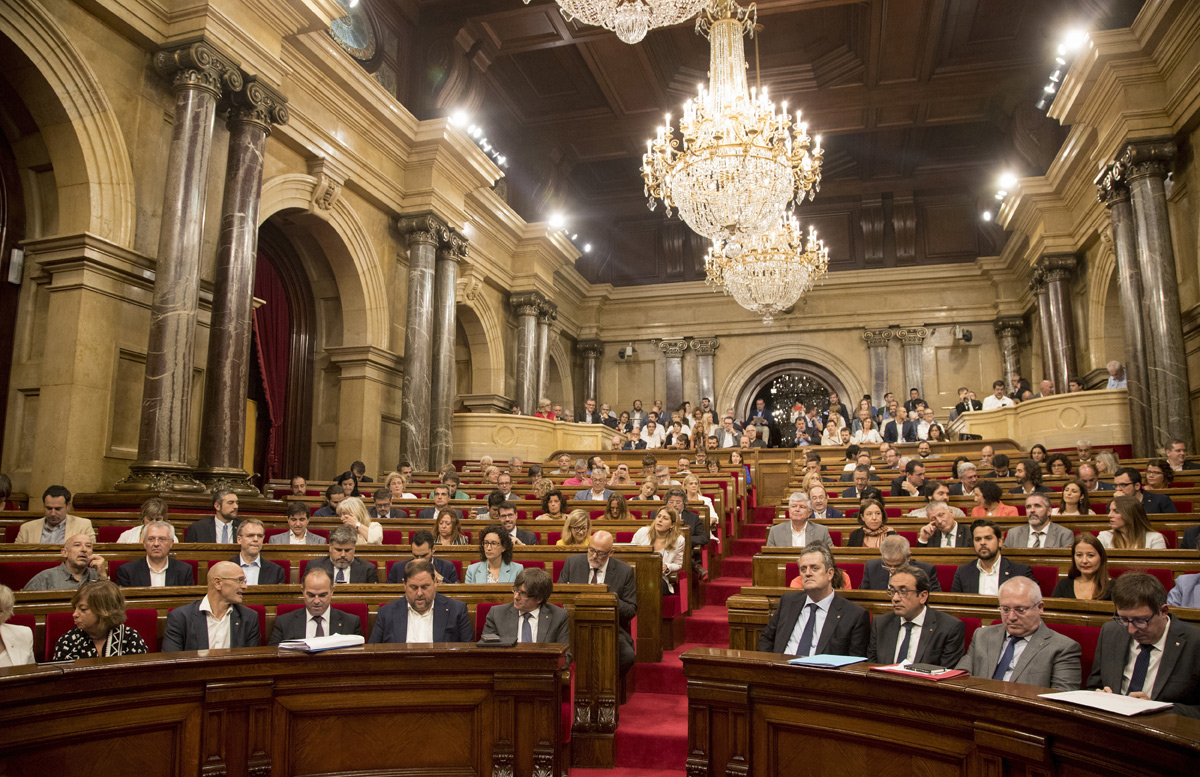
[642,0,823,246]
[704,215,829,323]
[522,0,708,44]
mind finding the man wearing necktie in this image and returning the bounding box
[866,566,965,667]
[267,567,363,645]
[556,531,637,671]
[306,525,379,584]
[1088,572,1200,718]
[757,544,870,657]
[482,568,572,661]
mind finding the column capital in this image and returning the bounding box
[657,339,689,358]
[895,327,928,346]
[155,41,242,100]
[1120,139,1176,182]
[1095,160,1131,207]
[437,228,469,261]
[994,317,1024,338]
[398,212,450,248]
[1028,268,1046,293]
[578,340,604,359]
[538,299,558,321]
[861,329,893,348]
[510,291,547,317]
[224,75,288,134]
[690,337,720,356]
[1036,254,1077,284]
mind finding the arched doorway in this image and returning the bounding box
[734,360,850,428]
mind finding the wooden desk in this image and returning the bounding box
[682,647,1200,777]
[0,644,567,777]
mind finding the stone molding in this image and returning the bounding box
[577,340,604,359]
[510,291,547,318]
[861,329,892,348]
[225,75,289,134]
[690,337,720,355]
[155,41,242,99]
[1036,254,1077,284]
[895,327,928,347]
[657,339,688,358]
[1120,139,1176,182]
[994,317,1025,339]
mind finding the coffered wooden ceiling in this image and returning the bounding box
[406,0,1144,285]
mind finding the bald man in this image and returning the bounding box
[556,530,637,671]
[162,560,260,651]
[23,534,107,591]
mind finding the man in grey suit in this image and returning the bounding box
[1087,572,1200,718]
[757,544,870,656]
[955,577,1081,690]
[557,531,636,671]
[765,492,833,548]
[482,567,572,661]
[867,565,964,667]
[162,561,261,651]
[1004,494,1074,549]
[306,525,379,584]
[860,535,942,592]
[268,567,362,645]
[269,502,327,545]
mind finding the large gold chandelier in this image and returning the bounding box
[522,0,708,44]
[641,0,823,245]
[704,215,829,323]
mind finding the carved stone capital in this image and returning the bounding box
[1028,268,1046,294]
[861,328,893,348]
[578,340,604,359]
[1120,139,1176,182]
[225,75,288,133]
[690,337,720,356]
[657,339,689,358]
[994,317,1024,340]
[155,42,242,100]
[537,299,558,321]
[1095,160,1131,207]
[114,464,207,494]
[438,228,469,262]
[1037,254,1077,284]
[398,213,450,248]
[895,327,928,347]
[509,291,546,318]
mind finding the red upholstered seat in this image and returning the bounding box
[828,530,842,547]
[1111,566,1175,591]
[588,510,605,520]
[613,532,635,543]
[552,560,565,581]
[0,561,62,590]
[96,525,126,543]
[895,530,919,546]
[1172,500,1190,512]
[264,527,288,541]
[245,604,267,645]
[475,602,497,641]
[839,562,863,590]
[784,562,797,586]
[1160,530,1177,549]
[1046,622,1100,686]
[382,530,406,545]
[547,532,562,545]
[3,525,19,542]
[884,508,902,518]
[662,594,681,619]
[1015,504,1027,516]
[125,609,160,652]
[1031,566,1059,597]
[45,611,75,659]
[959,616,982,651]
[935,565,957,594]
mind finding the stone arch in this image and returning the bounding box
[455,297,503,394]
[1086,240,1120,369]
[0,0,135,246]
[719,342,864,420]
[547,338,574,409]
[258,174,387,346]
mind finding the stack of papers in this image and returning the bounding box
[1038,690,1174,716]
[277,634,365,652]
[870,664,967,681]
[787,654,867,668]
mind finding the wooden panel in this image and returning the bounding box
[921,199,978,260]
[877,0,930,84]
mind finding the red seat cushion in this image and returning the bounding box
[828,530,842,547]
[613,532,635,543]
[244,604,267,645]
[959,616,982,651]
[935,565,957,594]
[548,532,562,545]
[96,525,126,543]
[839,562,863,590]
[885,508,902,518]
[264,527,288,540]
[3,525,19,542]
[662,594,681,619]
[1031,566,1059,597]
[475,602,497,641]
[125,608,160,652]
[45,611,75,658]
[0,561,62,590]
[552,559,566,581]
[1111,566,1175,591]
[1046,623,1100,687]
[382,530,406,545]
[895,530,919,546]
[1160,529,1177,549]
[309,529,329,540]
[785,562,798,586]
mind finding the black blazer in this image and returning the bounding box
[757,592,869,656]
[1086,617,1200,718]
[163,600,260,651]
[268,607,363,646]
[950,557,1035,593]
[812,506,843,520]
[115,557,195,587]
[954,400,983,414]
[417,506,461,521]
[557,554,637,628]
[514,528,538,546]
[916,523,973,548]
[369,507,408,519]
[368,594,473,644]
[860,558,942,592]
[228,555,287,585]
[1141,491,1178,514]
[183,516,241,544]
[387,556,460,584]
[947,482,972,496]
[306,556,378,584]
[1049,576,1112,600]
[867,606,966,667]
[1182,525,1200,550]
[680,509,709,547]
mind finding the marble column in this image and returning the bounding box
[118,42,241,493]
[895,327,928,400]
[536,302,557,404]
[993,318,1024,398]
[1038,254,1079,392]
[861,329,892,407]
[658,339,688,412]
[1030,271,1055,388]
[691,338,720,407]
[511,291,545,415]
[429,228,467,473]
[195,77,288,495]
[399,213,448,470]
[1122,139,1194,449]
[578,340,603,406]
[1097,162,1154,457]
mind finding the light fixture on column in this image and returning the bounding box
[523,0,708,44]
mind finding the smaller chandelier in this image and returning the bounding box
[704,216,829,323]
[523,0,708,44]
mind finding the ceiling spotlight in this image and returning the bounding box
[1049,70,1061,82]
[1036,99,1048,110]
[982,212,993,222]
[995,192,1006,200]
[1044,84,1057,93]
[1056,56,1067,65]
[571,234,578,240]
[1057,44,1067,56]
[349,0,360,6]
[449,110,469,126]
[549,213,566,229]
[583,243,593,253]
[998,172,1018,189]
[1064,28,1088,51]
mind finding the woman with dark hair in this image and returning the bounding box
[464,526,523,583]
[972,480,1018,517]
[1051,534,1112,600]
[536,489,565,522]
[51,580,148,660]
[848,498,894,548]
[1100,495,1167,549]
[1144,458,1175,491]
[606,493,630,521]
[1008,459,1045,495]
[1052,479,1094,515]
[1045,453,1072,477]
[435,510,470,546]
[729,449,750,485]
[927,423,946,442]
[336,471,362,498]
[1029,444,1048,464]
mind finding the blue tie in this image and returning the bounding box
[796,603,820,657]
[220,523,229,544]
[896,621,915,663]
[1128,644,1153,694]
[992,635,1022,681]
[521,613,534,644]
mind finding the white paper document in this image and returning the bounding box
[277,634,365,652]
[1038,690,1174,716]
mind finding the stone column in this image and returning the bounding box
[861,329,892,407]
[1122,139,1194,449]
[398,213,448,470]
[1038,254,1079,393]
[511,292,545,415]
[1030,271,1055,387]
[691,338,720,407]
[658,339,688,412]
[895,327,928,400]
[536,302,557,404]
[578,340,603,407]
[118,42,241,493]
[1097,162,1154,457]
[429,228,467,472]
[195,77,288,495]
[993,318,1024,397]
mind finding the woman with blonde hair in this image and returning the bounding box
[337,496,382,545]
[801,470,824,495]
[683,474,716,532]
[51,580,148,660]
[384,471,416,501]
[117,497,177,543]
[483,465,501,485]
[631,507,686,594]
[637,477,660,501]
[1100,495,1167,549]
[0,583,34,666]
[533,477,555,499]
[557,510,592,547]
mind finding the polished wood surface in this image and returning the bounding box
[0,644,567,777]
[683,647,1200,777]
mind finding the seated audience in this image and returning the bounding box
[116,498,176,543]
[335,470,361,498]
[338,496,382,545]
[442,473,468,500]
[368,488,406,520]
[890,460,926,498]
[1094,450,1121,477]
[290,476,307,495]
[435,510,470,546]
[537,489,566,522]
[268,567,361,646]
[0,584,35,666]
[758,543,870,657]
[1100,495,1168,549]
[989,452,1012,478]
[25,534,108,591]
[638,477,660,501]
[860,534,942,592]
[162,561,260,650]
[981,380,1015,410]
[51,580,148,660]
[557,530,638,670]
[1165,438,1199,472]
[557,510,592,547]
[972,479,1018,517]
[533,398,556,419]
[1112,467,1176,514]
[950,519,1035,594]
[841,465,873,500]
[15,485,96,545]
[766,492,834,548]
[115,522,194,587]
[532,476,554,500]
[418,485,461,521]
[1051,534,1112,600]
[1008,460,1045,495]
[270,501,327,545]
[1028,444,1048,465]
[465,525,524,584]
[311,484,345,518]
[1143,458,1174,492]
[308,525,378,584]
[1052,479,1095,516]
[917,500,972,547]
[848,498,894,548]
[388,530,460,584]
[482,568,572,659]
[185,489,242,543]
[497,502,537,546]
[631,507,687,595]
[606,493,629,521]
[1004,494,1073,548]
[230,518,286,585]
[867,565,964,667]
[1045,452,1072,477]
[808,484,841,520]
[350,460,372,485]
[563,460,588,487]
[948,462,979,496]
[368,559,473,644]
[1077,462,1112,493]
[955,577,1081,690]
[576,471,613,502]
[683,474,716,530]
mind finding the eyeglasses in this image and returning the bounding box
[482,540,502,548]
[998,606,1035,616]
[886,587,917,597]
[1113,480,1134,490]
[1113,614,1156,629]
[215,576,247,585]
[587,548,612,559]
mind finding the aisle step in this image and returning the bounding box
[740,523,768,540]
[717,556,752,577]
[732,538,763,556]
[703,576,749,607]
[614,691,689,769]
[635,644,689,694]
[685,607,732,644]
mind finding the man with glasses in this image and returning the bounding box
[1112,467,1177,514]
[951,520,1035,594]
[557,530,636,671]
[482,567,572,660]
[163,560,260,650]
[867,565,963,667]
[860,535,941,592]
[955,576,1080,690]
[1088,572,1200,717]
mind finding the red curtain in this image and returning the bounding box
[253,253,290,483]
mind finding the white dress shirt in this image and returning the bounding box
[406,605,434,643]
[981,395,1014,411]
[784,591,834,656]
[1121,621,1169,696]
[791,523,813,547]
[916,420,931,440]
[199,595,232,649]
[239,555,262,586]
[518,607,541,643]
[587,559,610,585]
[305,611,329,640]
[289,532,311,545]
[977,557,1002,596]
[147,558,168,587]
[895,605,927,664]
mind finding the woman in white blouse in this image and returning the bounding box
[683,474,716,533]
[851,417,882,444]
[0,584,35,667]
[1098,495,1167,550]
[631,508,686,594]
[338,496,382,545]
[384,471,417,500]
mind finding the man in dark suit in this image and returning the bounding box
[307,525,379,584]
[387,530,460,584]
[1183,525,1200,550]
[482,567,572,661]
[115,521,195,587]
[162,561,261,651]
[867,565,963,667]
[311,484,345,517]
[665,489,709,576]
[757,543,870,656]
[183,488,240,544]
[903,388,922,414]
[951,520,1036,594]
[889,460,926,498]
[368,488,407,520]
[369,559,473,644]
[267,567,362,645]
[577,397,605,424]
[947,462,979,496]
[1113,467,1177,513]
[916,501,972,548]
[557,530,637,671]
[860,535,942,592]
[417,485,461,521]
[499,503,538,546]
[953,386,983,417]
[840,466,872,500]
[229,519,287,585]
[881,406,916,444]
[807,485,842,521]
[1077,463,1113,493]
[1087,572,1200,718]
